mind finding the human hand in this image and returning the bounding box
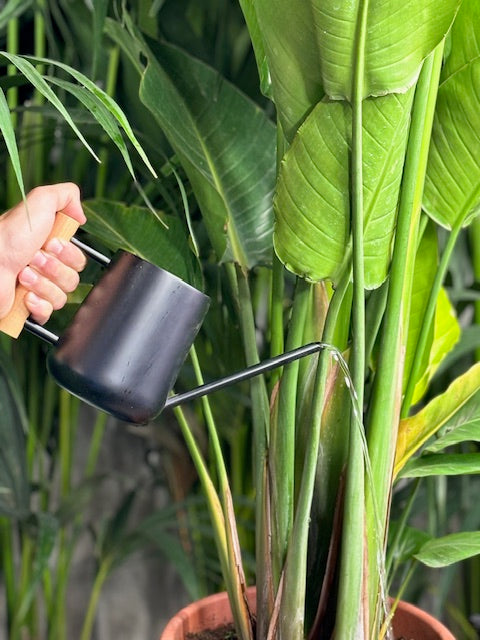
[0,183,87,325]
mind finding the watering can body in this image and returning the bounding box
[48,251,210,424]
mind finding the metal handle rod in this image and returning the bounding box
[70,236,111,266]
[164,342,331,409]
[24,319,59,345]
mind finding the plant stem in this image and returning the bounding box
[270,278,310,586]
[85,412,108,477]
[269,254,285,388]
[0,518,16,633]
[95,46,120,198]
[334,0,369,634]
[230,264,272,637]
[33,0,46,186]
[469,218,480,361]
[173,405,253,637]
[365,43,444,630]
[79,558,112,640]
[7,17,20,204]
[385,478,421,580]
[189,345,253,639]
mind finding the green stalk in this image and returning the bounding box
[85,412,108,477]
[366,43,444,630]
[79,558,112,640]
[270,278,310,586]
[7,17,20,204]
[334,1,369,634]
[385,478,421,580]
[189,345,253,639]
[173,405,253,639]
[401,218,463,416]
[469,218,480,361]
[0,518,17,633]
[269,254,286,388]
[59,391,72,497]
[26,343,40,473]
[278,268,350,639]
[269,124,288,382]
[231,264,271,639]
[33,0,46,186]
[95,46,120,198]
[50,391,78,639]
[10,535,35,639]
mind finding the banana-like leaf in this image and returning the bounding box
[423,0,480,229]
[109,22,276,269]
[274,90,413,287]
[313,0,460,100]
[415,531,480,568]
[400,453,480,478]
[83,200,203,289]
[253,0,459,138]
[395,362,480,476]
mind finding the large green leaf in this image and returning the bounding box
[395,362,480,475]
[313,0,460,100]
[83,200,203,289]
[274,90,413,287]
[423,0,480,229]
[253,0,459,137]
[109,22,276,269]
[415,531,480,568]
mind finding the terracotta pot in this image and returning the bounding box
[160,587,455,639]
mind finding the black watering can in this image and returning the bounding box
[0,212,209,424]
[0,213,335,424]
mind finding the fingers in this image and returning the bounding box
[23,183,86,226]
[23,292,54,326]
[18,239,86,324]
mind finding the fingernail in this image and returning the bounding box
[19,267,38,286]
[46,238,65,255]
[30,251,48,269]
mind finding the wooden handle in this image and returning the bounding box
[0,212,80,339]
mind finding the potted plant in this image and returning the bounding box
[91,0,480,638]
